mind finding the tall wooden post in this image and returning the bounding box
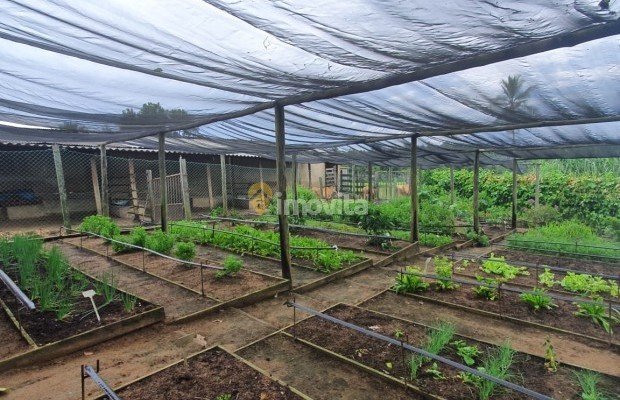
[52,145,71,229]
[206,164,214,208]
[367,162,373,201]
[128,159,139,221]
[275,104,292,284]
[229,156,235,210]
[535,163,540,209]
[512,159,518,229]
[450,165,455,206]
[179,156,191,220]
[351,164,356,196]
[473,150,480,234]
[220,154,228,216]
[90,158,102,214]
[158,133,168,232]
[100,144,109,217]
[146,170,156,223]
[292,154,298,216]
[410,137,419,242]
[307,163,312,189]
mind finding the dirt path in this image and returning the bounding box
[54,243,218,320]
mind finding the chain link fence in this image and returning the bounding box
[0,146,414,235]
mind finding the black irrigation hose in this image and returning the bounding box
[64,227,223,271]
[285,301,553,400]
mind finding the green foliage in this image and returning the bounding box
[480,255,529,281]
[97,271,117,304]
[574,298,620,334]
[120,292,137,313]
[424,362,445,380]
[560,272,617,296]
[0,237,13,266]
[539,267,556,288]
[466,231,490,247]
[476,340,516,400]
[473,276,499,301]
[130,226,148,247]
[393,267,429,294]
[79,215,120,240]
[520,204,561,227]
[451,340,480,366]
[418,233,453,247]
[409,321,455,379]
[359,205,393,246]
[574,371,607,400]
[507,221,620,259]
[174,242,196,266]
[111,235,132,253]
[520,288,557,311]
[215,394,233,400]
[215,255,243,279]
[434,256,458,290]
[145,230,176,255]
[210,206,224,217]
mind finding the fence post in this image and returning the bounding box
[128,159,140,221]
[179,156,191,220]
[146,170,156,223]
[511,159,518,229]
[220,154,228,216]
[206,164,214,209]
[90,158,102,215]
[100,145,109,217]
[158,133,168,232]
[473,150,480,234]
[52,145,71,229]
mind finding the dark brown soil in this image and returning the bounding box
[0,306,30,358]
[115,347,305,400]
[293,227,404,254]
[413,285,619,345]
[0,267,153,346]
[286,304,620,399]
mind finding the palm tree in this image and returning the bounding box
[500,75,535,111]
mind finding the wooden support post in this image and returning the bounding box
[318,177,324,199]
[206,164,214,208]
[128,159,139,221]
[512,159,518,229]
[158,133,168,232]
[146,170,156,223]
[473,150,480,234]
[307,163,312,189]
[410,137,419,242]
[100,145,109,217]
[367,162,373,201]
[275,104,292,284]
[450,165,455,206]
[292,154,298,216]
[259,159,265,209]
[179,156,191,220]
[52,145,71,229]
[90,158,102,215]
[351,164,356,196]
[220,154,228,216]
[535,163,540,209]
[229,156,235,210]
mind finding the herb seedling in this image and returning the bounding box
[543,336,558,373]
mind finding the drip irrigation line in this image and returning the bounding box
[64,227,222,270]
[0,268,35,310]
[285,300,553,400]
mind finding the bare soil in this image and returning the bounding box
[0,308,30,359]
[115,347,304,400]
[286,304,620,399]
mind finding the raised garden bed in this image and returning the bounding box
[285,303,620,399]
[97,346,309,400]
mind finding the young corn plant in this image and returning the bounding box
[393,267,429,294]
[520,288,557,311]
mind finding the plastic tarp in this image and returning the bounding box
[0,0,619,166]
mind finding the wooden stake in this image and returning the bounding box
[146,170,156,223]
[535,163,540,209]
[275,104,292,284]
[220,154,228,216]
[90,158,102,215]
[179,156,191,220]
[128,159,139,221]
[410,137,419,242]
[52,145,71,228]
[100,145,109,217]
[206,164,214,209]
[473,150,480,234]
[512,159,518,229]
[158,133,168,232]
[450,165,455,206]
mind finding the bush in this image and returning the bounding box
[520,205,561,227]
[79,215,120,240]
[466,230,490,247]
[175,242,196,266]
[130,226,148,247]
[216,255,243,279]
[146,230,176,254]
[111,235,132,253]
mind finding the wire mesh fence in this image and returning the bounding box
[0,146,414,235]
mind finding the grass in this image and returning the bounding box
[574,370,607,400]
[476,340,516,400]
[409,321,455,379]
